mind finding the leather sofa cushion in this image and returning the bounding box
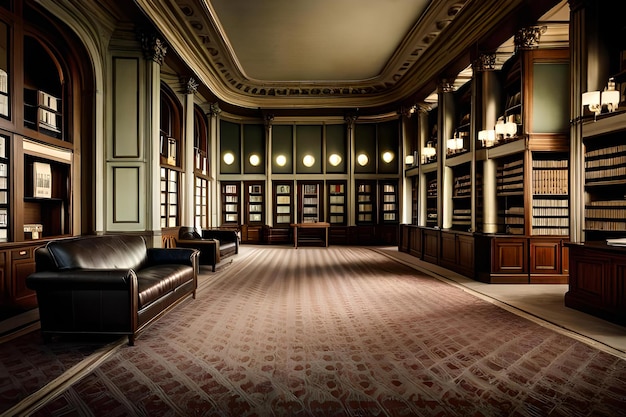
[136,264,194,309]
[47,235,148,271]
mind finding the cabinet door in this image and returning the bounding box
[327,181,346,225]
[244,181,264,225]
[273,181,293,226]
[10,247,37,308]
[221,182,240,226]
[493,238,527,274]
[298,181,322,223]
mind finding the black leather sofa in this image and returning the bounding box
[176,227,239,271]
[26,234,199,345]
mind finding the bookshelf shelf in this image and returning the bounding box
[327,181,346,225]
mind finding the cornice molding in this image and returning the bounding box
[134,0,555,110]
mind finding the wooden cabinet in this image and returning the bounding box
[451,162,471,231]
[242,181,264,243]
[565,242,626,325]
[439,230,475,278]
[0,242,41,320]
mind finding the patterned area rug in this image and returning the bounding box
[5,246,626,416]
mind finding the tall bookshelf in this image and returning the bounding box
[244,181,264,225]
[496,154,525,234]
[221,182,240,226]
[451,163,471,231]
[583,130,626,241]
[532,152,569,236]
[425,173,438,228]
[327,181,346,225]
[0,134,8,242]
[380,180,399,224]
[298,181,322,223]
[273,181,293,227]
[356,180,375,225]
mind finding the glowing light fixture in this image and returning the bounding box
[478,129,496,148]
[275,154,287,167]
[302,154,315,167]
[223,152,235,165]
[328,153,342,166]
[405,154,414,165]
[582,78,620,119]
[382,151,394,163]
[357,153,369,166]
[249,154,260,166]
[421,142,436,163]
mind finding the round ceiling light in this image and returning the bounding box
[275,154,287,167]
[223,152,235,165]
[357,153,369,166]
[382,151,394,163]
[249,154,260,166]
[302,154,315,167]
[328,154,342,166]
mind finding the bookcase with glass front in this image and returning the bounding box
[327,181,346,225]
[244,181,264,225]
[298,181,322,224]
[273,181,293,227]
[379,180,398,224]
[451,163,472,231]
[356,180,376,225]
[221,182,240,226]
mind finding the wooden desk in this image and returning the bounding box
[291,222,330,248]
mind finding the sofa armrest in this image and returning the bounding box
[26,269,135,291]
[147,247,199,267]
[202,229,239,253]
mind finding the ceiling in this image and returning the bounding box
[134,0,568,115]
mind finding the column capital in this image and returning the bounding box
[183,77,199,95]
[208,102,221,117]
[344,113,358,129]
[140,32,167,65]
[438,79,455,93]
[473,53,499,72]
[514,26,547,52]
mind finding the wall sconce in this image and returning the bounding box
[328,153,342,166]
[495,117,517,141]
[302,154,315,167]
[275,154,287,167]
[249,154,260,166]
[583,78,620,119]
[421,142,436,163]
[405,154,415,165]
[446,134,464,155]
[478,129,496,148]
[382,151,394,163]
[223,152,235,165]
[357,153,369,166]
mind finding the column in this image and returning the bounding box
[142,33,167,248]
[439,79,455,230]
[264,114,274,227]
[183,77,198,227]
[476,52,501,234]
[207,103,221,228]
[345,114,357,226]
[417,105,430,226]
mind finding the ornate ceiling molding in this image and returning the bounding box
[134,0,557,110]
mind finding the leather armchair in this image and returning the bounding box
[176,227,220,271]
